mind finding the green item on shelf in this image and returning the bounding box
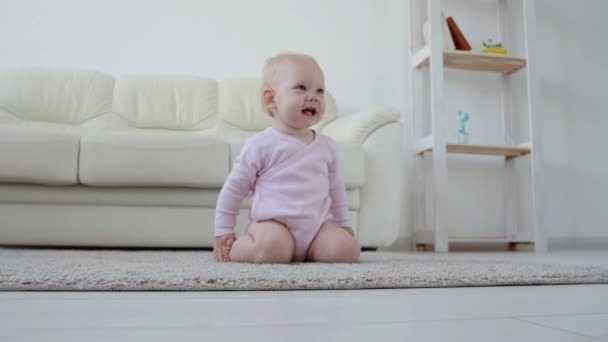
[482,39,502,48]
[482,39,507,54]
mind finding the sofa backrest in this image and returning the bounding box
[217,79,337,132]
[112,75,338,132]
[112,75,218,131]
[0,67,114,125]
[0,67,338,132]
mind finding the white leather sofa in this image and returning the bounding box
[0,67,403,249]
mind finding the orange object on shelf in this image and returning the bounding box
[446,16,471,51]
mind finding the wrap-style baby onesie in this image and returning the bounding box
[214,127,350,261]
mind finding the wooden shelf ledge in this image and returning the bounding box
[412,47,527,75]
[414,232,534,245]
[415,138,531,160]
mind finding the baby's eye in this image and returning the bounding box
[295,85,306,91]
[317,88,325,94]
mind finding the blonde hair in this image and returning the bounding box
[261,52,321,117]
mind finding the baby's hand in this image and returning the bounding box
[214,233,236,262]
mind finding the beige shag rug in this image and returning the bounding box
[1,247,607,291]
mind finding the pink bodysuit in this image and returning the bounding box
[214,127,350,261]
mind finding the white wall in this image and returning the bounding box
[557,0,608,237]
[1,0,606,242]
[514,0,608,240]
[0,0,408,115]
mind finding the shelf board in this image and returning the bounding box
[412,47,527,75]
[415,138,531,159]
[414,232,534,245]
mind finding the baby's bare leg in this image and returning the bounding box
[306,221,361,263]
[229,220,295,264]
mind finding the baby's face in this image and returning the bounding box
[269,58,325,131]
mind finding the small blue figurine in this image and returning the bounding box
[457,111,470,144]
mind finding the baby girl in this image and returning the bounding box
[213,52,360,264]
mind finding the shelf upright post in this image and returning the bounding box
[428,0,449,252]
[522,0,547,252]
[498,0,519,243]
[410,0,427,249]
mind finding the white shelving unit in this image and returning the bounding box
[409,0,546,252]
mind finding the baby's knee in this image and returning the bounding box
[253,223,294,264]
[255,240,292,264]
[339,238,361,263]
[319,238,361,263]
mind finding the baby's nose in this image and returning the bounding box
[306,93,319,102]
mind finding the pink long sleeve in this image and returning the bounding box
[214,129,351,237]
[328,140,351,228]
[214,141,261,237]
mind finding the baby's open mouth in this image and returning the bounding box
[302,107,317,116]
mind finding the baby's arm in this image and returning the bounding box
[214,142,261,237]
[327,139,352,231]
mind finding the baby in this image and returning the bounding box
[213,52,361,264]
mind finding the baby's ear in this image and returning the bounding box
[263,88,276,116]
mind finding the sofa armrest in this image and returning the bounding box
[321,107,400,144]
[0,108,18,125]
[323,107,404,248]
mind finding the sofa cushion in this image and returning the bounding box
[0,185,362,210]
[2,118,89,136]
[217,79,338,131]
[0,67,114,124]
[0,127,80,185]
[228,138,365,188]
[112,76,217,130]
[79,132,229,188]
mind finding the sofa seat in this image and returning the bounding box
[77,130,366,189]
[0,184,361,210]
[79,132,230,188]
[0,126,80,185]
